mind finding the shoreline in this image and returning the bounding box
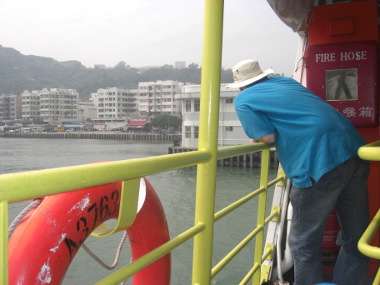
[1,132,278,168]
[1,131,180,142]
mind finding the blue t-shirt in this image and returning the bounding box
[234,76,366,188]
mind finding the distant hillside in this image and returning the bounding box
[0,45,233,100]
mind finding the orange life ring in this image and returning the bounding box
[8,177,171,284]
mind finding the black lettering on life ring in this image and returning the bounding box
[64,237,78,260]
[63,190,120,259]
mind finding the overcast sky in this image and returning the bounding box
[0,0,299,76]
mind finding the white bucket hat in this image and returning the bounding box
[226,59,274,89]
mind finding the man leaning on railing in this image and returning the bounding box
[228,59,370,285]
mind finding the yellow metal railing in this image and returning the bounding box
[358,140,380,285]
[0,144,282,284]
[0,0,286,284]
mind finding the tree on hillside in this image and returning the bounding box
[115,61,128,69]
[188,63,199,69]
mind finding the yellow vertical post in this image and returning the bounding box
[253,149,270,284]
[0,200,9,285]
[192,0,224,284]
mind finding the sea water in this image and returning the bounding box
[1,137,276,284]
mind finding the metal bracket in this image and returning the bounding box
[272,206,281,222]
[91,178,140,238]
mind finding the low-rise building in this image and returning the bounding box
[176,84,249,148]
[0,94,22,121]
[78,101,96,123]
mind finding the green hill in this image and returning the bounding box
[0,45,233,100]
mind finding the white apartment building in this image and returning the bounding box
[176,84,250,148]
[21,90,40,121]
[90,87,139,119]
[22,88,79,123]
[138,80,184,115]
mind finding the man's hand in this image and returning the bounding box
[252,133,276,144]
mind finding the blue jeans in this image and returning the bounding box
[288,156,370,285]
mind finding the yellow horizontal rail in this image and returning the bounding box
[217,143,273,160]
[214,186,266,222]
[358,140,380,161]
[0,150,210,203]
[0,144,272,204]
